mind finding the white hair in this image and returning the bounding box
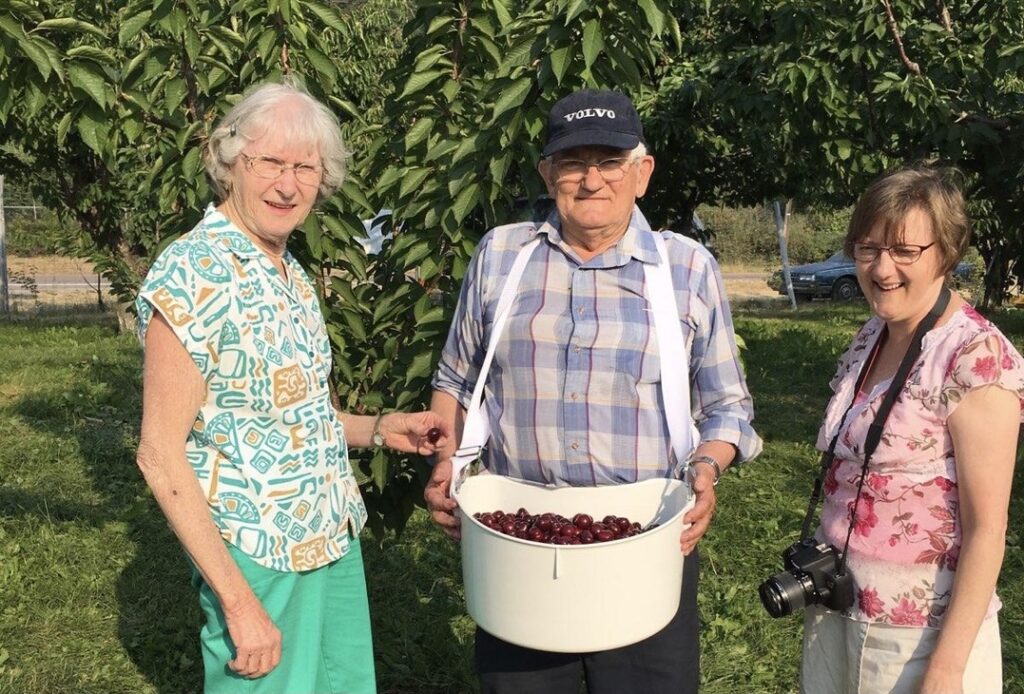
[628,142,648,160]
[204,81,350,201]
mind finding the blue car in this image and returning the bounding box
[768,251,973,301]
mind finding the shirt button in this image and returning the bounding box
[572,344,581,353]
[571,442,579,450]
[570,392,578,400]
[577,307,585,316]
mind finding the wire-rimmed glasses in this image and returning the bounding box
[240,153,323,186]
[550,156,635,183]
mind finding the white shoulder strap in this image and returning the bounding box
[642,232,699,469]
[451,231,699,492]
[451,237,541,488]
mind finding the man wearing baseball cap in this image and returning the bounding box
[425,89,761,693]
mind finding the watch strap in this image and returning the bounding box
[371,413,386,448]
[689,455,722,485]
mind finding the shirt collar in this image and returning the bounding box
[201,203,272,261]
[536,205,660,265]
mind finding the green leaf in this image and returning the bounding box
[56,111,72,145]
[305,46,338,82]
[19,37,52,81]
[493,0,513,29]
[0,15,27,42]
[338,181,374,215]
[184,26,201,62]
[565,0,589,24]
[67,45,116,65]
[164,77,187,114]
[76,108,107,153]
[256,27,277,62]
[34,17,107,39]
[399,167,432,199]
[118,9,152,44]
[370,452,389,491]
[582,20,603,68]
[182,146,201,176]
[302,213,323,257]
[452,182,481,223]
[404,349,435,384]
[491,77,532,120]
[637,0,665,35]
[398,68,447,100]
[303,1,347,33]
[549,46,572,84]
[404,116,434,151]
[67,62,109,108]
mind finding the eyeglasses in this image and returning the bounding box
[240,153,323,186]
[550,156,634,183]
[852,242,936,264]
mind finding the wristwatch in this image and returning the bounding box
[689,454,722,486]
[371,413,386,449]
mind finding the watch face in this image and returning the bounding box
[372,432,385,447]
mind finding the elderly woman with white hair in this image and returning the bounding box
[134,81,448,694]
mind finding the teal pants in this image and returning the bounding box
[192,538,377,694]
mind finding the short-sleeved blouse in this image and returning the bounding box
[816,303,1024,627]
[136,205,367,572]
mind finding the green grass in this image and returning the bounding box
[1,305,1022,693]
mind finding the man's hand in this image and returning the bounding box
[680,464,717,555]
[424,458,461,540]
[222,592,282,679]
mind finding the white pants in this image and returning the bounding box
[800,606,1002,694]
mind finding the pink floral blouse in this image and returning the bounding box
[816,304,1024,627]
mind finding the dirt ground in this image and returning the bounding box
[2,255,774,309]
[8,255,97,276]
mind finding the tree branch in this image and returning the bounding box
[879,0,922,76]
[954,111,1011,130]
[936,0,953,33]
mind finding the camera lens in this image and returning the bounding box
[759,570,813,618]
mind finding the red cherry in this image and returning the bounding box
[579,530,595,544]
[426,427,443,444]
[573,513,593,530]
[595,530,614,542]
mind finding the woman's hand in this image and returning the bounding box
[379,411,451,454]
[918,662,963,694]
[222,591,283,679]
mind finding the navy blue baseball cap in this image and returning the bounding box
[542,89,646,157]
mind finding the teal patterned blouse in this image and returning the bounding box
[136,204,367,572]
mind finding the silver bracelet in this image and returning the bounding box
[689,455,722,486]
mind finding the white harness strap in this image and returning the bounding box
[451,231,698,491]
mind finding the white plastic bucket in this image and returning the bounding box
[454,474,694,653]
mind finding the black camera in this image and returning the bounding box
[758,538,855,618]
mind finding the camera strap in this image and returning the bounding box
[798,288,952,561]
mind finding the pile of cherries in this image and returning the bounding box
[472,507,656,545]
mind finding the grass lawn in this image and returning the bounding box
[1,304,1022,694]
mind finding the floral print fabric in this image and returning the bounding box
[816,304,1024,627]
[136,205,368,572]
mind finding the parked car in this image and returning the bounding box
[768,251,974,301]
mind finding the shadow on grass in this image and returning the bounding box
[8,340,206,693]
[7,340,478,694]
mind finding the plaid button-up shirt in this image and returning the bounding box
[433,207,762,486]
